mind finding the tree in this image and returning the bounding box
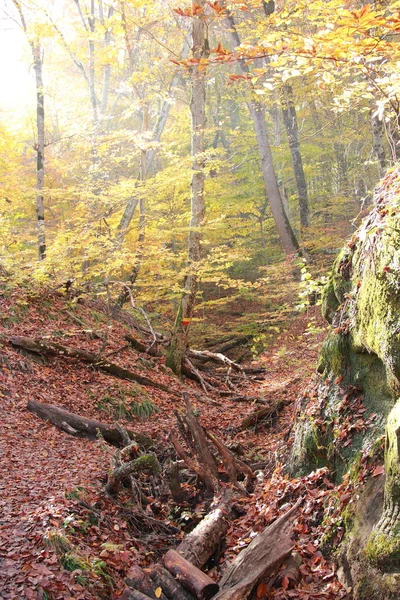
[166,0,210,376]
[224,7,301,255]
[12,0,46,260]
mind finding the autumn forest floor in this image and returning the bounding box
[0,284,354,600]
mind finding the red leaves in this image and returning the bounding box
[372,464,384,477]
[257,581,268,597]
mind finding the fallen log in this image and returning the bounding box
[176,493,233,569]
[119,588,155,600]
[188,349,243,373]
[274,551,302,589]
[149,564,196,600]
[212,500,301,600]
[27,400,153,449]
[163,550,219,600]
[126,565,168,600]
[240,399,285,430]
[204,335,252,355]
[125,334,162,357]
[9,336,176,396]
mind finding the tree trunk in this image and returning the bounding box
[125,565,168,600]
[12,0,46,260]
[372,113,386,176]
[224,10,300,255]
[163,550,219,600]
[115,41,190,247]
[176,495,233,569]
[281,83,310,228]
[115,104,149,308]
[33,43,46,260]
[166,3,209,376]
[26,399,153,448]
[212,501,300,600]
[149,565,196,600]
[8,335,176,395]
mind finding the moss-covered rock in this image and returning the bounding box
[292,166,400,595]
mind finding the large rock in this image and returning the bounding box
[291,166,400,598]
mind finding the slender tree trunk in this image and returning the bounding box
[371,113,386,176]
[280,84,310,228]
[13,0,46,260]
[115,105,148,309]
[166,1,209,377]
[115,41,190,246]
[225,10,300,255]
[33,43,46,260]
[100,3,114,116]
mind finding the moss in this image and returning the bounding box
[294,419,329,473]
[133,453,161,475]
[321,276,339,323]
[384,400,400,505]
[355,571,400,600]
[365,531,400,569]
[318,331,349,376]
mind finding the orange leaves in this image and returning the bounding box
[256,582,268,598]
[206,1,226,15]
[228,73,251,82]
[173,3,204,18]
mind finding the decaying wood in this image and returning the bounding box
[171,394,253,494]
[119,588,155,600]
[188,349,244,373]
[149,564,196,600]
[274,551,302,588]
[206,431,255,490]
[9,335,176,395]
[168,461,184,503]
[106,453,161,496]
[125,564,168,600]
[63,310,105,340]
[125,334,162,357]
[171,394,219,493]
[240,398,285,430]
[163,549,219,600]
[176,493,233,569]
[183,358,214,394]
[212,500,301,600]
[170,432,219,494]
[27,399,153,448]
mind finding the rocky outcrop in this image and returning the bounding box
[291,166,400,598]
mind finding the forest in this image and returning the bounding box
[1,0,400,598]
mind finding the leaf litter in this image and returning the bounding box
[0,289,376,598]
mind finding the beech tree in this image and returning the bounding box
[166,0,210,376]
[12,0,46,260]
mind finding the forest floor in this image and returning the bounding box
[0,287,355,600]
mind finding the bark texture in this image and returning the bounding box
[8,335,175,395]
[281,83,310,228]
[213,501,300,600]
[166,3,210,376]
[225,9,300,255]
[27,399,153,448]
[163,550,219,600]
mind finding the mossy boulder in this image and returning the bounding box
[292,166,400,597]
